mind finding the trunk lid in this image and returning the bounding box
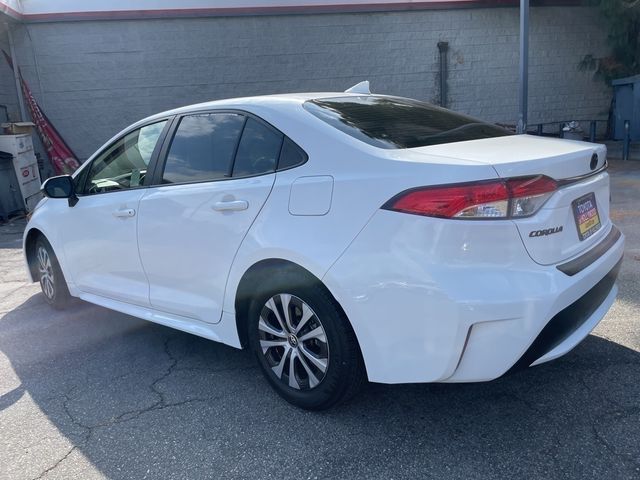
[412,134,606,179]
[412,135,611,265]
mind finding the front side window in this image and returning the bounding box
[83,121,167,194]
[162,113,245,184]
[303,96,512,149]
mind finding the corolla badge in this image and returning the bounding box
[529,226,563,237]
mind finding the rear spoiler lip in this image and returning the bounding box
[557,161,608,187]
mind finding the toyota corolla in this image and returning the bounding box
[23,86,624,409]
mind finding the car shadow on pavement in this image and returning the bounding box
[0,291,639,480]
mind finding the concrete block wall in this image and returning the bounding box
[9,6,611,160]
[0,32,20,123]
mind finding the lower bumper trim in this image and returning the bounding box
[557,226,621,276]
[506,255,622,374]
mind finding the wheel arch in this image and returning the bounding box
[233,258,359,354]
[24,227,45,282]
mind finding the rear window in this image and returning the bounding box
[303,96,512,149]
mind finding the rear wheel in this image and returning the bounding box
[248,271,365,410]
[34,237,71,310]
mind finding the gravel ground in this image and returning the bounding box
[0,160,639,480]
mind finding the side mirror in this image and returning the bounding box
[41,175,79,207]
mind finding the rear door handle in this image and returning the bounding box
[112,208,136,218]
[212,200,249,212]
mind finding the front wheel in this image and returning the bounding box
[34,237,71,309]
[248,271,365,410]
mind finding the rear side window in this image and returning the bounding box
[232,118,283,177]
[278,137,308,170]
[303,96,512,149]
[162,113,245,184]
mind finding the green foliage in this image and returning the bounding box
[581,0,640,82]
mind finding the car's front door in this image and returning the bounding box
[137,112,282,323]
[60,120,169,306]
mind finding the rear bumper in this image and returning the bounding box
[508,256,621,372]
[323,210,624,384]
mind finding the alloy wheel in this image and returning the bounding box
[37,245,55,300]
[258,293,329,390]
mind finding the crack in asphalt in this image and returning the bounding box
[29,446,77,480]
[31,336,210,479]
[0,285,31,303]
[590,409,640,471]
[573,372,640,470]
[29,334,257,479]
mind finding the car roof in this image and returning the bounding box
[134,92,368,126]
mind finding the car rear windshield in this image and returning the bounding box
[303,96,512,149]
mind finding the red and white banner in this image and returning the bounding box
[3,50,80,175]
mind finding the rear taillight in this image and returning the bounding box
[506,176,558,218]
[383,175,557,219]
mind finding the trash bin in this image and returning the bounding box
[612,74,640,141]
[0,150,25,221]
[0,134,43,211]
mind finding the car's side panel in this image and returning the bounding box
[220,105,502,318]
[137,174,276,324]
[77,290,242,347]
[23,200,76,291]
[60,189,151,306]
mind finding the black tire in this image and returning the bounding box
[248,269,365,410]
[34,236,72,310]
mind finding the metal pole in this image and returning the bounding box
[589,121,597,143]
[6,23,27,122]
[623,120,630,161]
[516,0,529,134]
[437,41,449,108]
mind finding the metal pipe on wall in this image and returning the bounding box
[5,23,27,122]
[437,41,449,108]
[516,0,529,134]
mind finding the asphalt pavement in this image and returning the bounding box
[0,160,639,480]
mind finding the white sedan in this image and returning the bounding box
[24,86,624,409]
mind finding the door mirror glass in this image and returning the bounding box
[42,175,75,199]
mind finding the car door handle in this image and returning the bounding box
[112,208,136,218]
[212,200,249,212]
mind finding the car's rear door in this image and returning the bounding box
[137,112,282,323]
[60,120,169,306]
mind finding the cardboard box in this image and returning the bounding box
[1,122,35,135]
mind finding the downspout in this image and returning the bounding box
[5,23,27,122]
[516,0,529,134]
[437,41,449,108]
